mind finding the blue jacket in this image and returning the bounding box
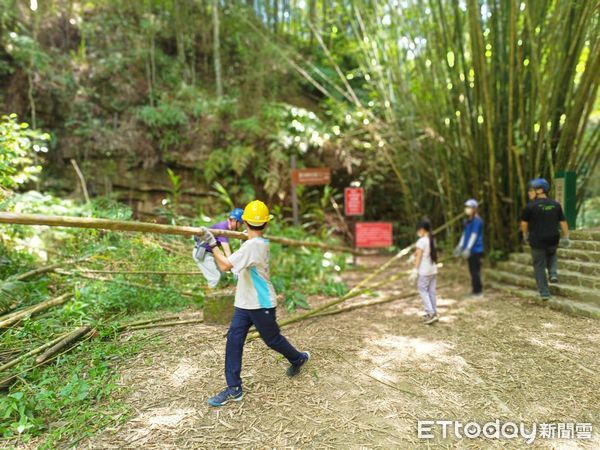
[461,216,484,254]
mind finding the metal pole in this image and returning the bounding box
[352,217,357,266]
[290,154,299,226]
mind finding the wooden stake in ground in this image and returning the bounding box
[0,212,370,255]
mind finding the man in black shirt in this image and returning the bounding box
[520,178,571,299]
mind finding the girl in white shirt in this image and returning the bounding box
[410,219,439,324]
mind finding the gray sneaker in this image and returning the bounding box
[549,276,559,283]
[423,313,439,325]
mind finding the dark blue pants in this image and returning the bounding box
[225,307,303,388]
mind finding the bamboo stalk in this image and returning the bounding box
[0,212,368,255]
[0,251,104,315]
[0,332,95,389]
[313,284,449,318]
[70,159,90,204]
[75,270,202,276]
[0,293,71,328]
[0,332,70,373]
[56,270,197,298]
[312,291,416,318]
[125,318,204,331]
[117,314,202,330]
[35,325,93,364]
[11,260,76,282]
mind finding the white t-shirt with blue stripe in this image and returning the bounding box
[228,237,277,309]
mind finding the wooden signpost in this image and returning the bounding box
[289,159,331,225]
[291,168,331,186]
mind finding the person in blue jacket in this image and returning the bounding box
[453,199,484,296]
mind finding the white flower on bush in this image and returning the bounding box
[281,135,293,148]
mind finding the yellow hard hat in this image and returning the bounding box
[242,200,273,226]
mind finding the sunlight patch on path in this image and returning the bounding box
[122,407,197,446]
[170,360,198,387]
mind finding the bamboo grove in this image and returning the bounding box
[257,0,599,249]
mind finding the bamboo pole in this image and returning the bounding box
[117,314,202,330]
[55,270,198,298]
[312,284,449,318]
[0,331,95,389]
[70,159,90,204]
[75,270,202,276]
[0,332,70,373]
[312,291,416,318]
[0,212,369,255]
[125,318,204,331]
[11,258,82,282]
[0,293,71,328]
[0,251,104,315]
[35,325,93,364]
[0,250,104,319]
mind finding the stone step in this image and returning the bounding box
[487,269,600,306]
[509,253,600,276]
[488,282,600,319]
[557,248,600,263]
[521,245,600,263]
[571,229,600,241]
[569,240,600,252]
[497,261,600,290]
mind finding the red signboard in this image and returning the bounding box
[344,187,364,216]
[291,168,331,186]
[355,222,393,248]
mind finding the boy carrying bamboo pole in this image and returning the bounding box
[197,200,310,407]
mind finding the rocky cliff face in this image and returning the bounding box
[49,116,219,218]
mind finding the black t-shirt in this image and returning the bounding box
[521,198,566,248]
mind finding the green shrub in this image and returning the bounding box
[0,115,49,193]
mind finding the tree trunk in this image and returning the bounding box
[212,0,223,97]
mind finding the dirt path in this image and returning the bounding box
[81,260,599,449]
